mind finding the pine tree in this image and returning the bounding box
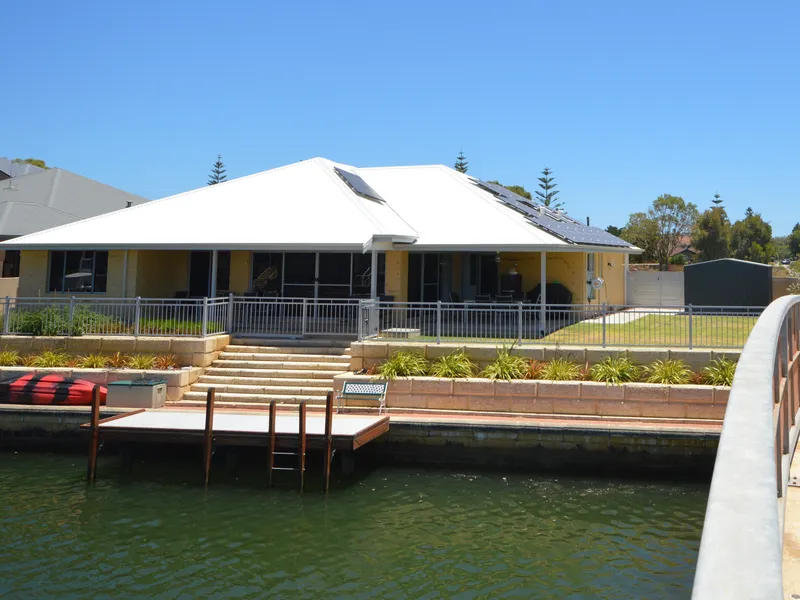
[454,151,468,173]
[208,154,227,185]
[711,193,723,208]
[535,167,563,208]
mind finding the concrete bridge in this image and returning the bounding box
[693,295,800,599]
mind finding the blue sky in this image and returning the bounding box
[2,0,798,234]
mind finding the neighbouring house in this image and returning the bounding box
[2,157,639,312]
[670,235,697,263]
[0,162,146,295]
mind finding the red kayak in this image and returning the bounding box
[0,373,107,406]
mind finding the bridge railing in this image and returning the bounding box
[692,295,800,599]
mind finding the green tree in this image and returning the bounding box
[208,154,227,185]
[605,225,623,237]
[620,212,659,262]
[773,236,791,260]
[13,158,48,169]
[622,195,699,270]
[488,180,532,200]
[454,151,468,173]
[730,207,774,263]
[789,223,800,258]
[535,167,562,208]
[693,207,731,261]
[711,193,723,208]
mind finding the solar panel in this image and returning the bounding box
[472,178,631,248]
[334,167,384,202]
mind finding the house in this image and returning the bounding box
[2,158,639,309]
[670,235,697,263]
[0,165,146,289]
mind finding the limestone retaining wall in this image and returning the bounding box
[0,334,230,368]
[0,366,203,401]
[349,341,740,372]
[334,374,729,420]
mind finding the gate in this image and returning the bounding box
[627,271,685,306]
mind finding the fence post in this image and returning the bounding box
[436,300,442,344]
[601,303,607,348]
[201,297,209,338]
[3,296,10,334]
[688,304,693,349]
[301,298,307,337]
[68,296,76,335]
[517,302,523,344]
[357,300,363,341]
[227,293,234,334]
[134,297,141,336]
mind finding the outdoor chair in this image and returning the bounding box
[496,294,513,303]
[475,294,492,304]
[336,380,388,414]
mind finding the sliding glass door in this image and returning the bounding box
[250,251,384,299]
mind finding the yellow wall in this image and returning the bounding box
[595,252,626,305]
[135,250,190,298]
[497,251,588,303]
[385,250,408,301]
[18,251,48,296]
[229,251,251,294]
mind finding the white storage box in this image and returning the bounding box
[107,379,167,408]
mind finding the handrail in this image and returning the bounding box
[692,295,800,599]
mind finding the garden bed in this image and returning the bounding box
[334,374,729,420]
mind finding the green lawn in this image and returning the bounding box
[542,313,758,349]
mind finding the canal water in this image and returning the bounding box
[0,452,706,599]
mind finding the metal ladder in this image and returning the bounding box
[267,400,308,491]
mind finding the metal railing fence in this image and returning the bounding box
[692,295,800,599]
[359,301,763,349]
[0,295,764,347]
[0,296,230,338]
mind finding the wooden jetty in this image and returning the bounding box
[84,388,389,491]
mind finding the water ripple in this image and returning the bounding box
[0,453,706,599]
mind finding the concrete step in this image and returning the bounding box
[192,383,330,396]
[232,337,352,348]
[211,359,349,371]
[182,391,328,404]
[204,367,342,379]
[218,352,350,363]
[223,345,350,356]
[198,375,333,387]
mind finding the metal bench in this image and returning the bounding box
[336,380,387,415]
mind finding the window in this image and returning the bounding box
[48,251,108,293]
[2,250,20,278]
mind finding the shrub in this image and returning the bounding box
[7,306,127,336]
[377,351,430,380]
[32,350,70,368]
[154,354,180,370]
[703,357,737,387]
[689,371,707,385]
[540,358,582,381]
[107,352,130,368]
[480,346,528,380]
[0,349,21,367]
[589,356,640,384]
[20,355,37,367]
[128,354,156,370]
[526,359,545,380]
[65,356,81,368]
[428,350,476,378]
[644,359,692,385]
[79,353,108,369]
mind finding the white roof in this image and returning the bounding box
[2,158,638,253]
